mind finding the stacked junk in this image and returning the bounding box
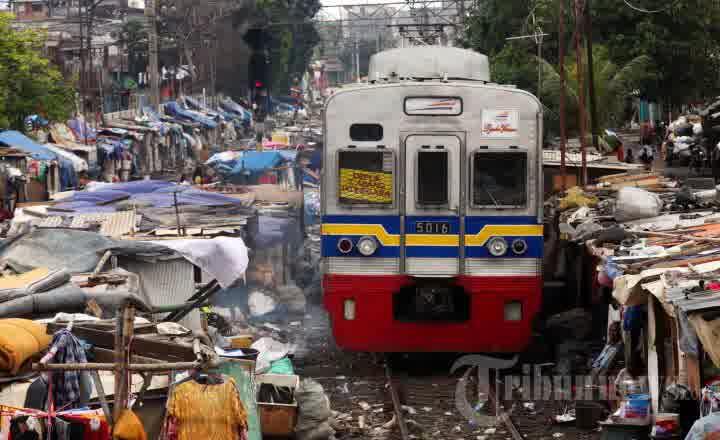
[0,126,329,438]
[552,170,720,439]
[664,99,720,177]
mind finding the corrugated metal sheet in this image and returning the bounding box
[119,258,200,330]
[98,211,138,238]
[39,216,64,228]
[38,211,138,238]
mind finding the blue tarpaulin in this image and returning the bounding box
[231,151,285,173]
[219,99,252,123]
[0,130,57,161]
[164,101,218,129]
[0,131,79,189]
[51,180,244,213]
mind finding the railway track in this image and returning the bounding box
[382,355,524,440]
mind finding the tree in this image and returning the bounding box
[255,0,321,94]
[490,42,653,138]
[0,12,75,130]
[118,19,148,81]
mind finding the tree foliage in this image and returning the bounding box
[463,0,720,135]
[254,0,321,93]
[0,12,75,130]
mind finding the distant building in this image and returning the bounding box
[11,0,49,20]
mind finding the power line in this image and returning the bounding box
[620,0,682,14]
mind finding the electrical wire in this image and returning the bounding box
[621,0,682,14]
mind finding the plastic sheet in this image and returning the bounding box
[615,187,663,222]
[0,229,174,273]
[294,379,334,440]
[677,308,700,357]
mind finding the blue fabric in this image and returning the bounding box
[605,257,623,280]
[231,151,284,173]
[623,305,646,332]
[52,182,244,212]
[220,99,252,122]
[309,148,322,171]
[164,101,218,129]
[0,131,57,160]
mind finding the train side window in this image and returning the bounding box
[350,124,383,141]
[471,151,527,207]
[416,150,449,206]
[338,150,394,206]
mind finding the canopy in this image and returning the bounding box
[231,151,285,173]
[164,101,218,129]
[0,131,57,161]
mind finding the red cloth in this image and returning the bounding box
[60,414,110,440]
[258,173,277,184]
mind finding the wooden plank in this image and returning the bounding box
[47,325,196,362]
[647,295,660,415]
[93,347,164,365]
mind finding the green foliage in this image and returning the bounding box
[0,12,75,130]
[464,0,720,135]
[256,0,321,93]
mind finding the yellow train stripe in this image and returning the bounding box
[321,224,543,247]
[405,235,460,246]
[465,225,544,246]
[321,224,400,246]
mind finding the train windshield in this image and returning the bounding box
[471,151,527,207]
[338,150,394,206]
[417,150,449,206]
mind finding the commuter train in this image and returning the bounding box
[321,47,543,353]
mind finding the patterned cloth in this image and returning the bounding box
[167,377,247,440]
[49,329,88,409]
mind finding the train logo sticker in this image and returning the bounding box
[339,168,393,204]
[482,110,519,137]
[405,97,463,116]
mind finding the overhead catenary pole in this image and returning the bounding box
[559,0,567,189]
[573,0,588,185]
[584,0,599,152]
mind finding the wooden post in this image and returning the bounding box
[574,0,589,185]
[113,304,135,423]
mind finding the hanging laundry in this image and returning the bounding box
[47,329,88,409]
[166,377,248,440]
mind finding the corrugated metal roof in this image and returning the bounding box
[119,258,201,330]
[39,211,138,238]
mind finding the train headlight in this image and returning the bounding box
[344,299,356,320]
[337,237,354,254]
[357,236,378,256]
[511,239,528,255]
[487,237,508,257]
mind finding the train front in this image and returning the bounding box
[321,47,543,353]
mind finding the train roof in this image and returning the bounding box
[368,47,490,82]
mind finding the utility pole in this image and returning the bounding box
[559,0,567,189]
[355,36,360,82]
[584,0,599,152]
[145,0,160,110]
[574,0,588,185]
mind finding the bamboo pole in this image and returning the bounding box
[33,359,248,372]
[633,230,720,245]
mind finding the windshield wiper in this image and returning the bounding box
[479,183,500,207]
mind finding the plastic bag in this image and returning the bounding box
[251,337,293,373]
[559,187,599,211]
[614,187,663,222]
[295,379,334,440]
